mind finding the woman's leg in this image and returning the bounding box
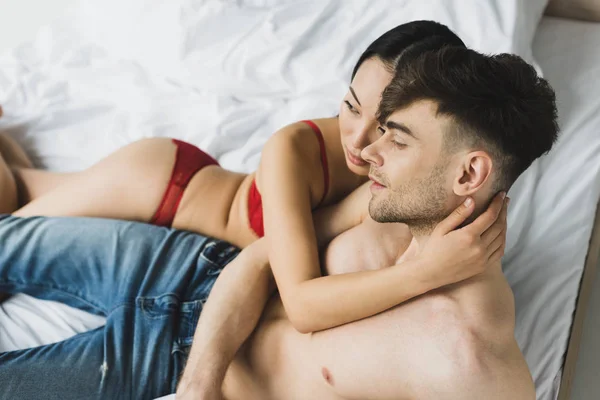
[0,133,74,210]
[0,132,33,170]
[13,138,178,223]
[0,132,33,213]
[0,153,17,214]
[11,167,76,204]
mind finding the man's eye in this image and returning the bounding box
[377,126,386,135]
[345,101,359,114]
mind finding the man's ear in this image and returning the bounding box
[453,151,493,196]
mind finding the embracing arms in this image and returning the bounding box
[176,191,508,398]
[259,128,509,333]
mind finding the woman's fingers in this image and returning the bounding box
[485,223,506,259]
[481,198,508,245]
[487,241,506,265]
[468,192,505,233]
[462,192,505,236]
[432,197,475,236]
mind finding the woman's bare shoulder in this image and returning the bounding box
[275,117,338,139]
[266,117,338,157]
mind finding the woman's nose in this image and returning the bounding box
[351,124,373,150]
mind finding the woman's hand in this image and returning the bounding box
[417,192,509,289]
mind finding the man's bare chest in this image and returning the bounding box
[322,217,412,275]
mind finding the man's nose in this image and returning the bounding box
[361,141,383,167]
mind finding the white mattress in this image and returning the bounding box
[0,1,599,399]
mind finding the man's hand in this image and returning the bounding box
[417,192,509,289]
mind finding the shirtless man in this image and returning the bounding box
[177,47,558,400]
[0,47,557,399]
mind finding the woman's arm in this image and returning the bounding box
[261,127,509,333]
[312,181,371,247]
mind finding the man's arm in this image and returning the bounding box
[175,184,370,398]
[176,239,275,399]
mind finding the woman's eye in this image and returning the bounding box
[393,141,406,148]
[377,126,386,135]
[345,100,359,114]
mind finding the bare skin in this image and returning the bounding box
[6,59,440,331]
[0,57,507,335]
[216,216,533,400]
[9,58,390,250]
[0,130,36,303]
[0,132,34,213]
[9,117,360,248]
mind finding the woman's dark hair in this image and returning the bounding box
[351,20,466,81]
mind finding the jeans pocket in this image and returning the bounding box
[200,241,240,275]
[138,294,182,319]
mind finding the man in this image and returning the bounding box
[176,47,557,399]
[0,47,557,399]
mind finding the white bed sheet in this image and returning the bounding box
[0,2,599,400]
[508,17,600,398]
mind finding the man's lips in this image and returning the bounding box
[346,147,368,166]
[369,174,386,188]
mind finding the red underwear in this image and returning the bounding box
[150,139,219,227]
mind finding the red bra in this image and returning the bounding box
[247,120,330,237]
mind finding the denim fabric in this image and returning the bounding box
[0,215,240,400]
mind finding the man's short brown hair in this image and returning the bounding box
[378,47,559,190]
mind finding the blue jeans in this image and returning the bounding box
[0,215,240,400]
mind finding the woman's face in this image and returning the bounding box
[339,57,394,176]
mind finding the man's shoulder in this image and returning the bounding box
[431,336,535,400]
[409,294,535,400]
[309,290,532,400]
[374,293,535,399]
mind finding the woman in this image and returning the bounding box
[1,21,505,332]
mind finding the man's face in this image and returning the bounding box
[361,100,458,234]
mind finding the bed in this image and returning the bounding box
[1,1,599,399]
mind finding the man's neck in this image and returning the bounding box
[406,229,431,255]
[401,229,504,277]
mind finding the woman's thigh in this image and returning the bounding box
[12,168,75,203]
[13,138,177,222]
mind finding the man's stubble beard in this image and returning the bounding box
[369,162,449,236]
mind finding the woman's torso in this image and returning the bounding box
[172,117,367,248]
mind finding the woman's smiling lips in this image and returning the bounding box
[346,147,368,166]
